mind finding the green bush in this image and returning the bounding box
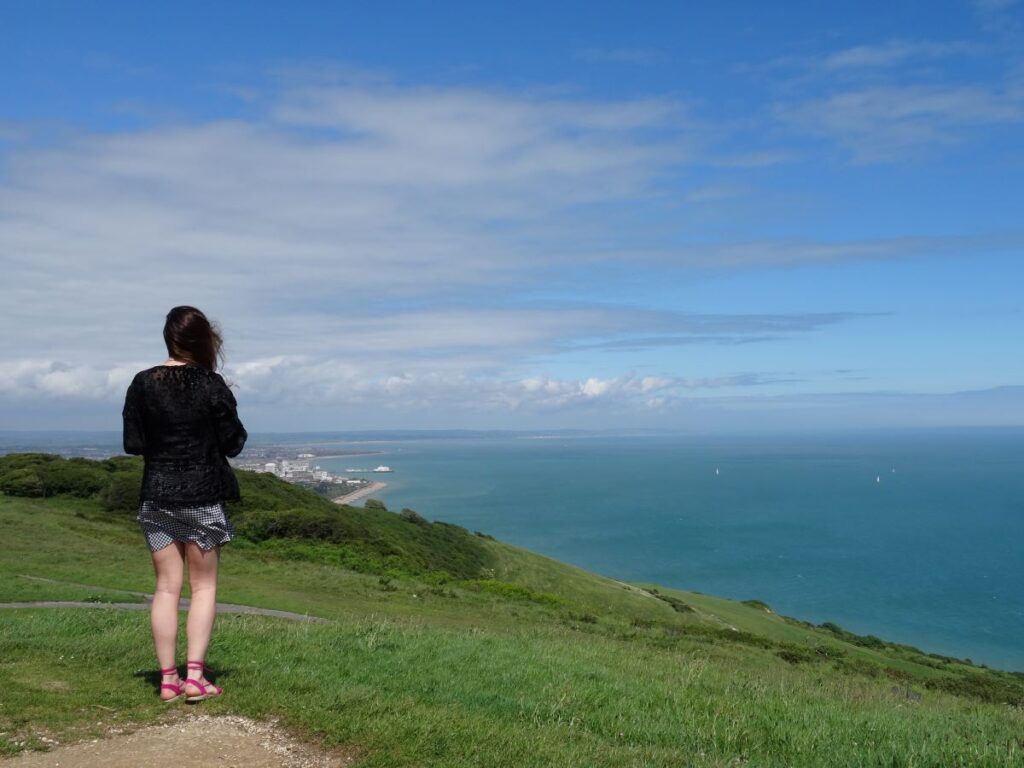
[44,459,110,497]
[230,488,491,579]
[100,472,142,513]
[399,507,429,525]
[650,590,694,614]
[0,454,493,581]
[810,644,846,660]
[0,452,142,502]
[924,672,1024,706]
[0,452,61,471]
[777,649,814,665]
[0,467,45,496]
[819,621,888,650]
[458,578,566,606]
[832,658,884,679]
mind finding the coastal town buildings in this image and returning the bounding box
[235,457,365,487]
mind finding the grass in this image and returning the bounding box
[3,609,1022,767]
[1,453,1023,765]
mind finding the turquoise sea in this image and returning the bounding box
[314,429,1024,671]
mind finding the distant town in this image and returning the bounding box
[233,448,393,505]
[0,433,396,506]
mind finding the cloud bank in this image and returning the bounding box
[3,59,1019,430]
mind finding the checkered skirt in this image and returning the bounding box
[137,499,235,552]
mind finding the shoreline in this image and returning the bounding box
[307,451,384,460]
[332,481,387,506]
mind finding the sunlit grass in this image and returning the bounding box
[2,482,1023,766]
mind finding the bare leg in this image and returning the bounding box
[184,542,220,685]
[149,541,185,698]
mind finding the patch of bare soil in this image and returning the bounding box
[3,713,361,768]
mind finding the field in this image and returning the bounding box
[1,454,1022,766]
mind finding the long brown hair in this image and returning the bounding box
[163,306,225,373]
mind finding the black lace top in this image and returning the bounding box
[121,363,248,505]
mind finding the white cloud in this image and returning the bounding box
[0,75,898,423]
[0,353,792,420]
[583,233,1024,271]
[776,84,1024,161]
[0,360,149,400]
[974,0,1019,12]
[767,32,1024,162]
[820,40,977,71]
[0,78,693,368]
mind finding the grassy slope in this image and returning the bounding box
[1,459,1023,766]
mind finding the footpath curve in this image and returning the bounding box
[2,574,328,623]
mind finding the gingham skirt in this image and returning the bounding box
[137,499,235,552]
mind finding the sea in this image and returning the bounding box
[314,429,1024,671]
[4,427,1022,671]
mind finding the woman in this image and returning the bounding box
[121,305,248,703]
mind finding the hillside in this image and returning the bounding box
[1,453,1022,766]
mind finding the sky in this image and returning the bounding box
[1,1,1023,432]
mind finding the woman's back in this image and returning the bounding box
[128,305,241,704]
[123,362,247,504]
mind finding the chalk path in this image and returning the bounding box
[2,574,328,623]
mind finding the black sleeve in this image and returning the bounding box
[210,374,248,458]
[121,373,147,455]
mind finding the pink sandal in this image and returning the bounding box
[184,660,223,703]
[159,665,185,703]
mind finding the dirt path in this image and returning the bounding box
[3,714,360,767]
[3,575,328,623]
[0,600,328,622]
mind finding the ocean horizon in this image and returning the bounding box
[314,428,1023,672]
[5,427,1022,671]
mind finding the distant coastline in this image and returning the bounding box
[332,480,387,505]
[311,451,384,460]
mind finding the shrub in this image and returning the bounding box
[777,649,814,665]
[832,658,884,679]
[0,452,144,503]
[924,673,1024,706]
[651,591,695,614]
[459,578,565,606]
[0,452,61,471]
[813,645,847,660]
[0,468,45,497]
[884,667,913,682]
[1,453,495,582]
[399,507,429,526]
[100,472,141,514]
[818,621,889,650]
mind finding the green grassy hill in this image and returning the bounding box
[1,453,1022,766]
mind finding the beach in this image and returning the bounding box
[332,481,387,506]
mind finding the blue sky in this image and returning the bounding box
[1,1,1022,431]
